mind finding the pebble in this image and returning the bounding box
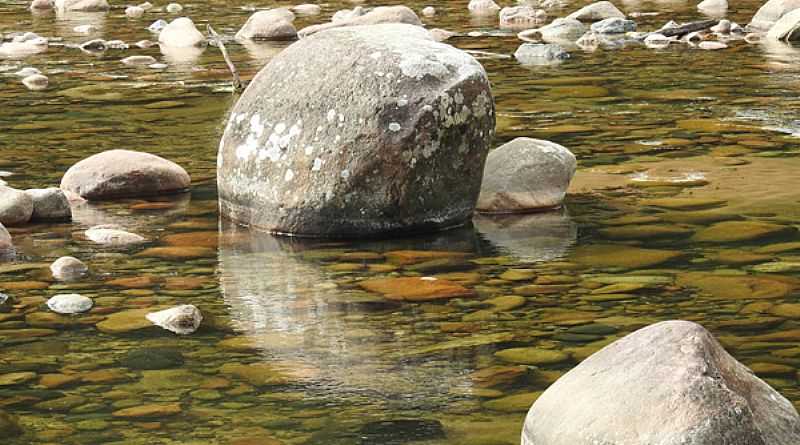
[22,74,48,91]
[422,6,436,16]
[135,39,156,48]
[14,67,40,77]
[125,5,144,18]
[47,293,93,314]
[138,1,152,10]
[292,3,321,15]
[121,55,157,65]
[73,25,97,34]
[698,41,727,50]
[148,19,168,32]
[85,225,146,246]
[80,39,107,52]
[149,63,168,69]
[146,305,203,335]
[50,256,88,281]
[165,2,182,13]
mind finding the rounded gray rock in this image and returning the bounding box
[60,150,190,200]
[25,187,72,221]
[522,320,800,445]
[0,186,33,226]
[590,17,636,34]
[50,256,88,281]
[47,293,93,314]
[0,223,12,252]
[218,24,495,237]
[477,138,576,213]
[235,9,297,41]
[514,43,570,65]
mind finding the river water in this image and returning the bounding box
[1,0,800,444]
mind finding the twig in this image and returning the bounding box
[207,24,243,93]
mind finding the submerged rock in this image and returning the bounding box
[25,188,71,221]
[21,73,48,91]
[748,0,800,31]
[521,320,800,445]
[476,138,576,213]
[218,24,494,237]
[61,149,191,200]
[590,17,636,34]
[514,43,570,65]
[360,276,477,301]
[125,5,144,18]
[158,17,205,47]
[47,293,93,314]
[0,410,22,437]
[235,9,297,41]
[55,0,108,11]
[85,225,146,245]
[50,256,88,281]
[567,1,625,21]
[0,186,33,226]
[468,0,501,15]
[146,305,203,335]
[767,8,800,41]
[0,38,48,58]
[500,6,546,29]
[523,18,586,42]
[298,6,422,37]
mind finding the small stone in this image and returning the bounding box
[80,39,106,52]
[698,41,727,50]
[113,403,181,418]
[484,392,543,412]
[292,4,321,15]
[165,2,182,13]
[146,305,203,335]
[566,1,625,21]
[0,186,33,226]
[73,25,97,34]
[96,308,156,334]
[15,67,41,77]
[121,347,184,370]
[698,0,728,12]
[121,55,157,65]
[159,17,204,47]
[0,293,12,312]
[85,225,146,246]
[0,372,36,386]
[25,188,71,221]
[50,256,88,281]
[360,277,477,302]
[571,245,684,269]
[55,0,109,11]
[148,19,168,32]
[235,9,297,41]
[468,0,500,15]
[711,19,731,33]
[0,224,12,253]
[30,0,53,10]
[692,221,795,243]
[422,6,436,16]
[21,72,48,91]
[47,293,93,314]
[500,6,546,30]
[135,39,155,48]
[590,17,636,34]
[125,5,144,18]
[34,394,86,411]
[514,43,570,65]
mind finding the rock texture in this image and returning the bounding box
[235,9,297,41]
[749,0,800,31]
[26,188,71,221]
[217,24,495,237]
[50,256,88,281]
[60,150,190,200]
[767,8,800,41]
[47,294,93,314]
[477,138,576,213]
[521,320,800,445]
[298,6,422,37]
[0,186,33,226]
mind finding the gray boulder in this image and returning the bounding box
[298,6,422,37]
[50,256,88,281]
[767,8,800,41]
[476,138,576,213]
[25,188,71,221]
[235,9,297,41]
[0,186,33,226]
[60,150,191,200]
[217,24,494,237]
[0,223,11,252]
[566,1,625,21]
[749,0,800,31]
[521,320,800,445]
[514,43,570,65]
[591,17,636,34]
[519,18,586,43]
[158,17,206,47]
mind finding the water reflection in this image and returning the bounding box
[160,44,206,68]
[474,209,577,262]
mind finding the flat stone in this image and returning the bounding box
[95,308,158,334]
[359,277,477,301]
[571,245,685,269]
[113,403,181,418]
[692,221,795,243]
[135,247,215,259]
[0,372,37,386]
[677,272,796,299]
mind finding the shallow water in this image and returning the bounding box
[2,0,800,443]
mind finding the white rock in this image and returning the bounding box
[697,0,727,12]
[30,0,54,10]
[125,5,145,18]
[235,9,297,41]
[121,55,157,65]
[55,0,109,11]
[0,39,48,58]
[576,31,600,50]
[21,73,48,91]
[50,256,88,281]
[699,40,727,49]
[745,32,763,43]
[749,0,800,31]
[165,2,182,13]
[658,20,679,31]
[47,294,93,314]
[0,223,12,252]
[135,39,156,48]
[148,19,168,32]
[332,6,363,22]
[85,225,146,246]
[767,8,800,41]
[292,4,321,15]
[138,1,153,10]
[0,187,33,226]
[500,6,547,29]
[158,17,206,47]
[149,62,168,69]
[429,28,456,41]
[644,32,672,48]
[106,40,129,49]
[468,0,500,15]
[14,67,41,77]
[477,138,577,213]
[566,1,625,21]
[422,6,436,16]
[146,305,202,335]
[684,31,704,42]
[514,43,570,64]
[521,18,586,43]
[711,19,731,33]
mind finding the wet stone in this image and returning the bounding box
[120,347,184,370]
[692,221,796,243]
[494,347,571,365]
[359,277,477,302]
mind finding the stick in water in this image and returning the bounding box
[207,24,243,93]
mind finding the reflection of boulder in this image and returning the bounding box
[473,209,577,262]
[70,194,191,233]
[240,40,285,65]
[159,44,205,68]
[218,223,499,404]
[54,11,106,38]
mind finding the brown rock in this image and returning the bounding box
[112,403,182,418]
[359,277,477,301]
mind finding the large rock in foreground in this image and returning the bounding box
[61,150,191,200]
[522,320,800,445]
[477,138,576,213]
[218,24,495,237]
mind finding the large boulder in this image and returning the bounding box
[60,150,191,200]
[217,24,494,237]
[749,0,800,31]
[235,9,297,41]
[767,8,800,40]
[298,6,422,37]
[476,138,576,213]
[521,320,800,445]
[0,186,33,226]
[566,1,625,21]
[158,17,206,47]
[25,188,71,221]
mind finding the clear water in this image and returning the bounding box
[1,0,800,443]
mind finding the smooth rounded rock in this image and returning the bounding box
[146,305,203,335]
[121,55,157,65]
[218,24,494,237]
[125,5,144,18]
[158,17,205,47]
[292,4,321,15]
[767,8,800,41]
[0,224,11,252]
[521,320,800,445]
[235,9,297,41]
[422,6,436,16]
[566,1,625,21]
[25,188,71,221]
[61,149,190,200]
[22,73,48,91]
[298,6,421,37]
[85,225,146,245]
[47,294,93,314]
[468,0,500,15]
[590,17,636,34]
[0,186,33,226]
[500,6,546,29]
[50,256,88,281]
[165,2,182,13]
[477,138,576,213]
[514,43,570,65]
[524,18,586,43]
